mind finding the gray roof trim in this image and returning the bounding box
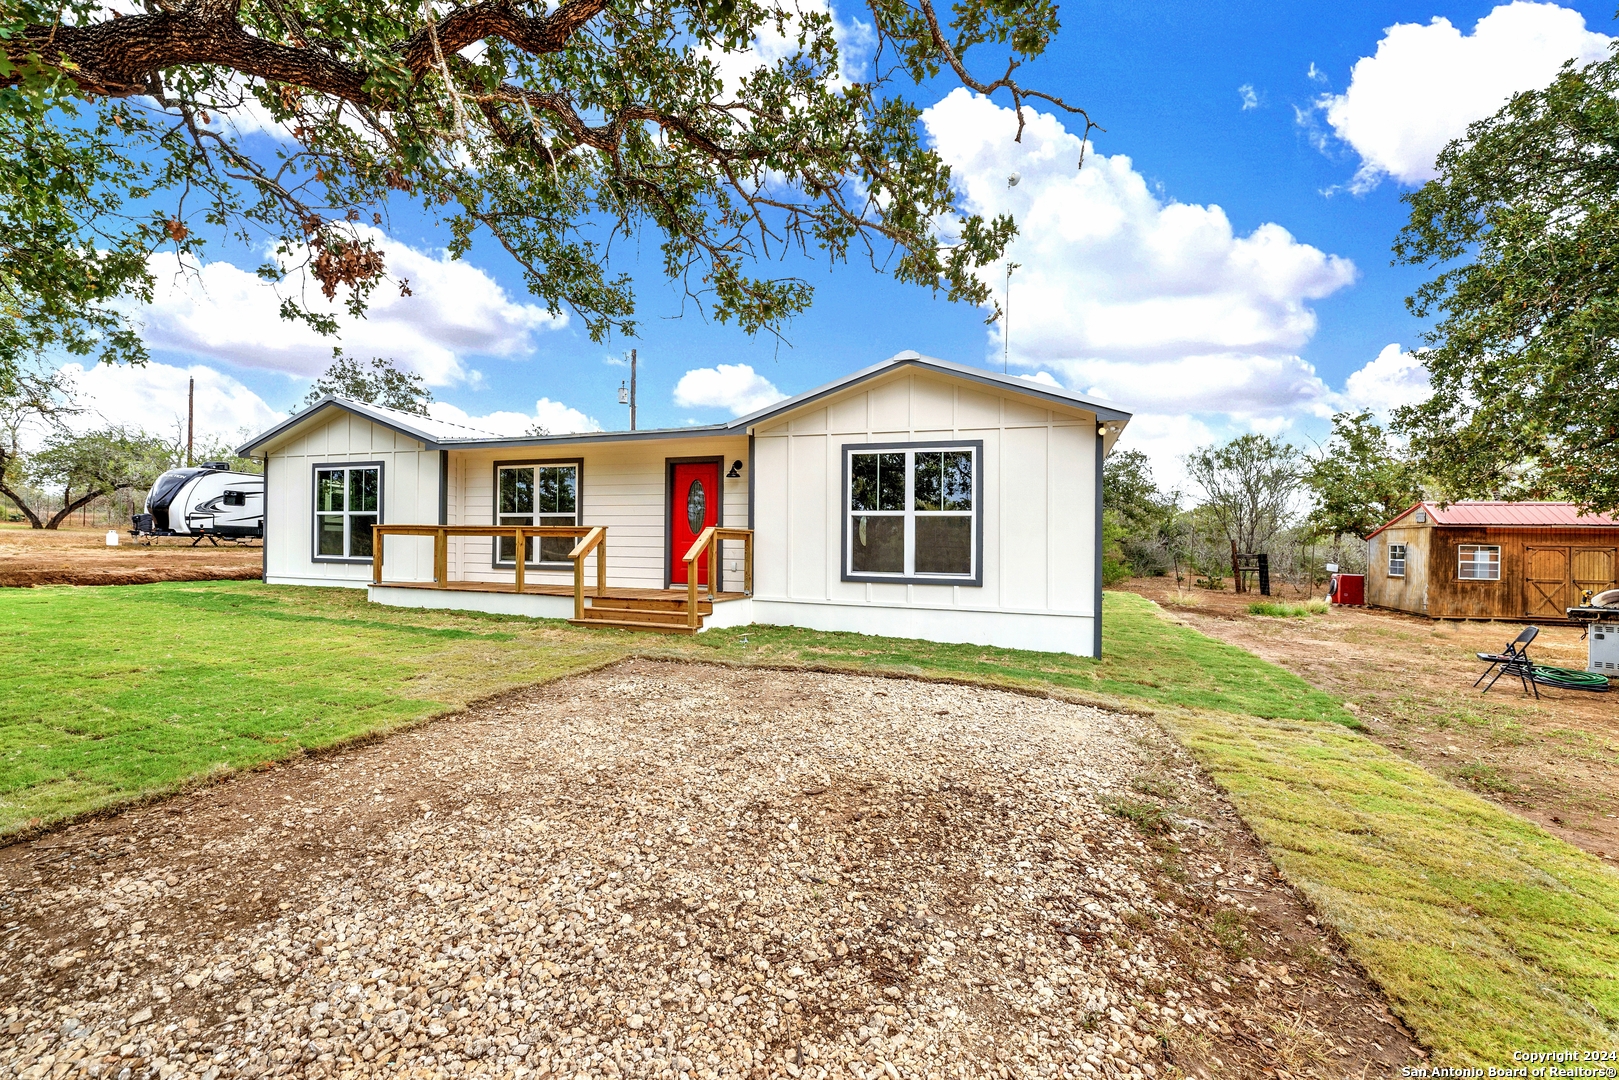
[425,423,738,451]
[722,351,1132,430]
[237,397,453,456]
[239,352,1132,458]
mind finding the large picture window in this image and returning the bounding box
[845,443,979,583]
[496,462,580,565]
[1458,544,1500,581]
[313,464,381,560]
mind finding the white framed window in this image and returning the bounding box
[1388,543,1407,577]
[843,442,981,584]
[495,461,580,565]
[313,464,382,561]
[1458,544,1500,581]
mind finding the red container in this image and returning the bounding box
[1329,573,1364,606]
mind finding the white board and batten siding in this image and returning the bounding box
[263,411,441,587]
[750,369,1101,655]
[443,436,750,591]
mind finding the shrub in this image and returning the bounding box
[1248,599,1329,618]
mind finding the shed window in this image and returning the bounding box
[846,445,978,582]
[314,465,381,560]
[1458,544,1500,581]
[1388,543,1407,578]
[496,463,579,565]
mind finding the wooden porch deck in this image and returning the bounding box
[371,523,751,633]
[373,580,748,603]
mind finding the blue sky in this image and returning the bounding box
[65,0,1617,484]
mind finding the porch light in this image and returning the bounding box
[726,460,744,478]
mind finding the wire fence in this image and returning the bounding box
[1,487,152,529]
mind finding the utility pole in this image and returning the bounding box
[187,376,195,466]
[618,349,638,430]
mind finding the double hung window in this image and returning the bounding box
[496,463,580,564]
[1458,544,1500,581]
[1388,543,1407,577]
[846,444,978,582]
[314,465,381,559]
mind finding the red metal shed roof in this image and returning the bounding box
[1367,501,1619,538]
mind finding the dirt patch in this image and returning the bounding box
[1122,577,1619,868]
[0,525,261,588]
[0,661,1419,1079]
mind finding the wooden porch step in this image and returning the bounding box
[577,605,699,626]
[567,616,700,635]
[590,594,713,614]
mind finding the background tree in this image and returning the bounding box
[0,0,1090,392]
[1394,44,1619,513]
[1304,411,1426,540]
[26,427,173,529]
[1185,434,1300,587]
[302,355,433,415]
[1102,448,1182,580]
[0,365,78,528]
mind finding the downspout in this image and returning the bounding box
[261,454,269,583]
[747,432,755,530]
[438,449,449,525]
[1094,422,1105,659]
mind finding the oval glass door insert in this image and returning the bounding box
[686,478,707,533]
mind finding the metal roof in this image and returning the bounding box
[238,351,1133,456]
[236,396,502,454]
[1366,501,1619,538]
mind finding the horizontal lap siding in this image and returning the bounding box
[752,370,1097,617]
[446,437,749,590]
[265,414,440,587]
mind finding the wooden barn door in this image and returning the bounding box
[1524,546,1571,619]
[1573,547,1617,601]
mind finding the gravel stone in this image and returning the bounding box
[0,660,1420,1078]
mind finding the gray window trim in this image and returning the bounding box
[490,457,585,570]
[840,439,985,587]
[310,461,385,563]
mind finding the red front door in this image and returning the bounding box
[670,461,721,586]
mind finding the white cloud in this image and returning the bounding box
[1319,2,1610,190]
[704,0,874,92]
[1238,85,1259,111]
[1110,413,1219,492]
[427,397,602,436]
[55,360,282,447]
[1307,62,1329,84]
[1017,371,1062,388]
[136,227,567,387]
[923,89,1355,422]
[672,364,785,416]
[1341,343,1431,416]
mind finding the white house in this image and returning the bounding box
[238,352,1131,656]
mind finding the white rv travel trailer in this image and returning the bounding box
[134,462,265,543]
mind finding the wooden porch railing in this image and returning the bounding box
[681,526,753,628]
[370,525,606,618]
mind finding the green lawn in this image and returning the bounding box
[2,580,1615,1061]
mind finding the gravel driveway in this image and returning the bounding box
[0,661,1419,1079]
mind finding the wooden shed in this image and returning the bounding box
[1364,502,1619,622]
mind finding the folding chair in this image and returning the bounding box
[1475,626,1540,698]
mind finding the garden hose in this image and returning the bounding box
[1531,664,1612,691]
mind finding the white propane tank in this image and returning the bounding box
[105,529,119,546]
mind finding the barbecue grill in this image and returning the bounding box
[1565,600,1619,674]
